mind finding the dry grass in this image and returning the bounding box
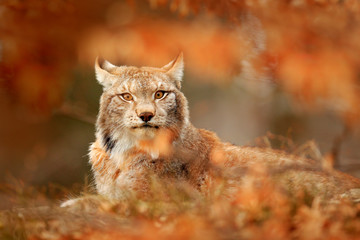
[1,139,360,240]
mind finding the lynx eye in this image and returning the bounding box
[119,93,133,101]
[154,90,167,100]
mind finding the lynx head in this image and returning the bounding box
[95,53,189,154]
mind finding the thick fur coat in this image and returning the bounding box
[86,54,360,201]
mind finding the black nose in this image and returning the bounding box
[139,112,154,123]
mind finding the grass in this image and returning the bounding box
[1,138,360,240]
[1,174,360,240]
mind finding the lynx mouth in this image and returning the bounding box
[132,124,159,129]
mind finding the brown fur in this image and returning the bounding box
[66,54,360,205]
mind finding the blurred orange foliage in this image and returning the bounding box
[79,18,245,82]
[0,0,359,125]
[4,161,360,240]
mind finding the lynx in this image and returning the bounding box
[63,54,360,206]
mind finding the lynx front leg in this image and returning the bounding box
[88,140,124,197]
[89,140,113,174]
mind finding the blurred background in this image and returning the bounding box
[1,0,360,189]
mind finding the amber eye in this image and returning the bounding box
[120,93,133,101]
[155,91,166,100]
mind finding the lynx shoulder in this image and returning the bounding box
[86,54,360,201]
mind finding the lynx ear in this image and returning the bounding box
[95,57,117,88]
[162,53,184,86]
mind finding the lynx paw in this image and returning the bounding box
[60,198,82,208]
[60,195,111,212]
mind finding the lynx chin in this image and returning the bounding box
[62,53,360,206]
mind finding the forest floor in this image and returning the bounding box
[1,139,360,240]
[1,173,360,240]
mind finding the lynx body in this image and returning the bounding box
[88,54,360,201]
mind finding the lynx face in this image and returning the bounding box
[95,54,188,153]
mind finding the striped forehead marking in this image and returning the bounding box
[116,77,159,96]
[117,78,130,93]
[115,69,169,94]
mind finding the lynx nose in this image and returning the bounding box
[139,112,154,123]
